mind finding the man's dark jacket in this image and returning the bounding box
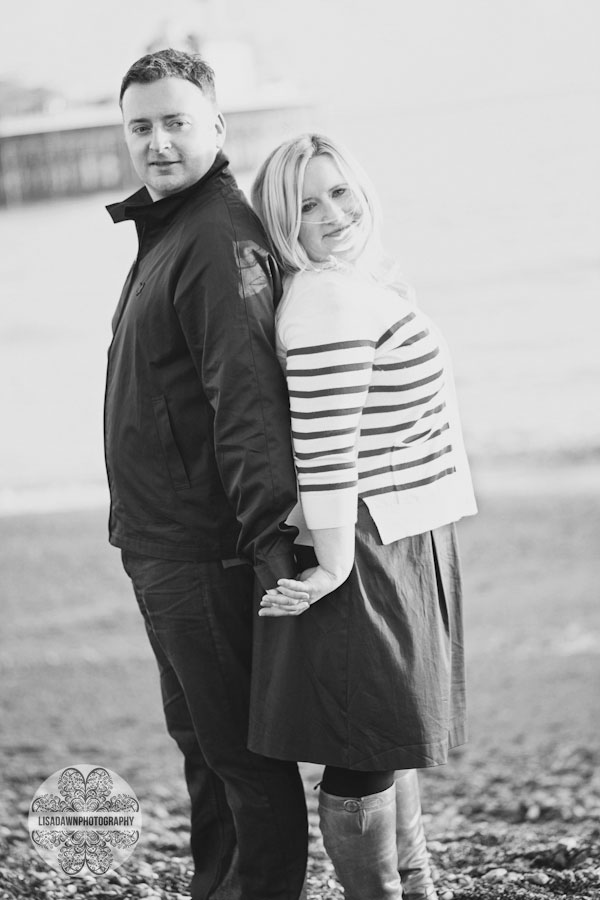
[104,153,298,589]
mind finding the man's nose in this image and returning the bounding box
[149,126,171,152]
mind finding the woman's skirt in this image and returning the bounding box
[248,502,467,771]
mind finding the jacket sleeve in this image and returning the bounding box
[174,230,298,590]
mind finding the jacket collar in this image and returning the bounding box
[106,151,232,224]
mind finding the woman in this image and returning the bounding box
[250,134,477,900]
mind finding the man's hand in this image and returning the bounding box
[258,565,345,617]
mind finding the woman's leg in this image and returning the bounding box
[318,767,402,900]
[318,767,438,900]
[395,769,438,900]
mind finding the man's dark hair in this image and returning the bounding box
[119,48,217,106]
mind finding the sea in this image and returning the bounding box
[1,89,599,514]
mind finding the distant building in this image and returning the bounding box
[0,21,310,208]
[0,93,310,207]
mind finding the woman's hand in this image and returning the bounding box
[258,565,345,617]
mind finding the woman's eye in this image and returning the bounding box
[332,187,347,198]
[301,201,316,214]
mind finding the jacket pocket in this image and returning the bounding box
[152,395,191,491]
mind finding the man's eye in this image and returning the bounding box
[169,120,186,128]
[133,126,150,135]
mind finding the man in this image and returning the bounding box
[104,49,307,900]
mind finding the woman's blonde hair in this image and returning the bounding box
[251,133,380,275]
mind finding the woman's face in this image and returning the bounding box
[298,155,364,263]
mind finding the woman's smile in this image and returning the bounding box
[298,155,364,262]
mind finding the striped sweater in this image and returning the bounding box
[276,267,477,544]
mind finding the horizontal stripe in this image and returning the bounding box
[376,313,416,348]
[299,480,357,493]
[358,445,398,459]
[375,347,440,370]
[361,390,440,415]
[296,461,356,474]
[292,405,364,420]
[402,430,432,445]
[357,422,450,457]
[360,445,453,481]
[287,339,376,357]
[295,446,356,461]
[360,421,419,437]
[287,361,373,377]
[368,370,443,393]
[360,467,456,497]
[360,402,446,436]
[404,423,450,444]
[398,329,429,347]
[292,426,357,440]
[289,384,370,398]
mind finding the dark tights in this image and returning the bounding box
[321,766,395,798]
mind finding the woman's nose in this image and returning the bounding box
[323,198,345,222]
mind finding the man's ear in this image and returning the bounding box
[215,113,226,149]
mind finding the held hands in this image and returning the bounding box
[259,565,344,617]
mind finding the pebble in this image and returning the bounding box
[552,849,569,868]
[559,837,580,851]
[529,871,551,885]
[136,861,157,878]
[440,891,454,900]
[427,840,446,853]
[525,802,542,821]
[482,867,508,882]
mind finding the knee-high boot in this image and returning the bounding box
[318,784,402,900]
[395,770,437,900]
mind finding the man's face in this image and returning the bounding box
[122,77,225,201]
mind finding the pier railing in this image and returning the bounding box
[0,100,311,206]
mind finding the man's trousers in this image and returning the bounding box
[121,551,308,900]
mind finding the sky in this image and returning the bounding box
[1,0,599,111]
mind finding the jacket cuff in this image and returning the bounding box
[254,550,298,592]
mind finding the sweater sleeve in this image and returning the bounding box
[278,273,376,530]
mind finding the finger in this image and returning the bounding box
[261,598,305,611]
[278,578,310,592]
[258,603,309,617]
[273,584,311,601]
[261,590,284,602]
[263,585,309,602]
